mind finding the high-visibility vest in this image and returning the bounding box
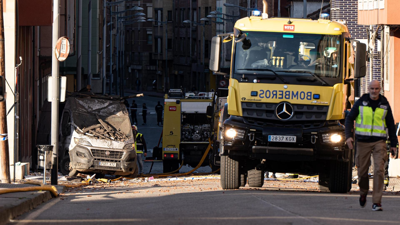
[135,133,144,154]
[355,106,388,137]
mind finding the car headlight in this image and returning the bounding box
[321,133,342,143]
[225,128,246,139]
[74,138,92,146]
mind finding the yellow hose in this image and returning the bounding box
[144,141,213,178]
[0,186,59,197]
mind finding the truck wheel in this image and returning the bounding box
[60,156,71,176]
[163,160,180,173]
[220,155,240,189]
[329,160,351,193]
[248,169,264,187]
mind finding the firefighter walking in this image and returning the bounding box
[345,80,398,211]
[132,125,147,174]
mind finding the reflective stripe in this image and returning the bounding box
[355,105,388,138]
[135,133,144,153]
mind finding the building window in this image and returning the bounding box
[147,34,153,45]
[155,9,162,23]
[147,6,153,18]
[193,10,197,23]
[168,38,172,50]
[205,40,210,58]
[168,10,172,21]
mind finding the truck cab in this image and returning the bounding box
[210,8,366,192]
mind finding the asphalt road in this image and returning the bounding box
[8,178,400,225]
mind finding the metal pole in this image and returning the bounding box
[0,0,10,183]
[51,0,60,185]
[121,25,124,97]
[88,0,92,86]
[165,23,168,91]
[202,24,205,91]
[77,0,82,91]
[368,25,373,93]
[116,17,119,96]
[102,0,106,94]
[109,9,113,94]
[278,0,281,17]
[189,0,192,90]
[247,0,250,17]
[303,0,307,18]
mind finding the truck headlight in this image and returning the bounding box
[225,128,245,139]
[74,138,92,146]
[321,133,342,143]
[226,128,237,139]
[123,143,133,150]
[330,134,342,143]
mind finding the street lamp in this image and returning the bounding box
[148,19,171,93]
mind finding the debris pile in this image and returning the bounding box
[73,118,128,142]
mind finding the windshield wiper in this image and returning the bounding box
[279,70,328,86]
[237,68,289,84]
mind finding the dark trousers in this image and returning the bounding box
[131,112,137,124]
[157,113,162,125]
[143,114,147,124]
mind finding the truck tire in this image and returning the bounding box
[329,160,351,193]
[163,160,180,173]
[60,156,70,176]
[220,155,240,189]
[248,169,264,187]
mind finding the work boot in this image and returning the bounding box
[359,194,367,208]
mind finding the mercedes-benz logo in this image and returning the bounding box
[275,102,294,120]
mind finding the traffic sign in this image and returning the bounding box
[54,37,70,62]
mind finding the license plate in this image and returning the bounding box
[99,161,117,167]
[164,148,178,151]
[268,135,296,143]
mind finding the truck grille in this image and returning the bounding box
[242,102,329,122]
[91,149,124,160]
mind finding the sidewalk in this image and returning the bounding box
[0,182,66,225]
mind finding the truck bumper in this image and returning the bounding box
[222,116,349,161]
[69,145,138,176]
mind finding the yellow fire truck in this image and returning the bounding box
[209,2,367,192]
[162,89,214,173]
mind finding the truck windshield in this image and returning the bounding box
[234,32,341,83]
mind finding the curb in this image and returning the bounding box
[0,185,67,225]
[0,191,52,225]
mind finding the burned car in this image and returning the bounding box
[58,96,137,177]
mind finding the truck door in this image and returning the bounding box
[162,100,181,160]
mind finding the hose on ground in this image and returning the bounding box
[0,185,59,197]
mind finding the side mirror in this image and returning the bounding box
[0,76,5,101]
[210,36,221,72]
[354,41,367,78]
